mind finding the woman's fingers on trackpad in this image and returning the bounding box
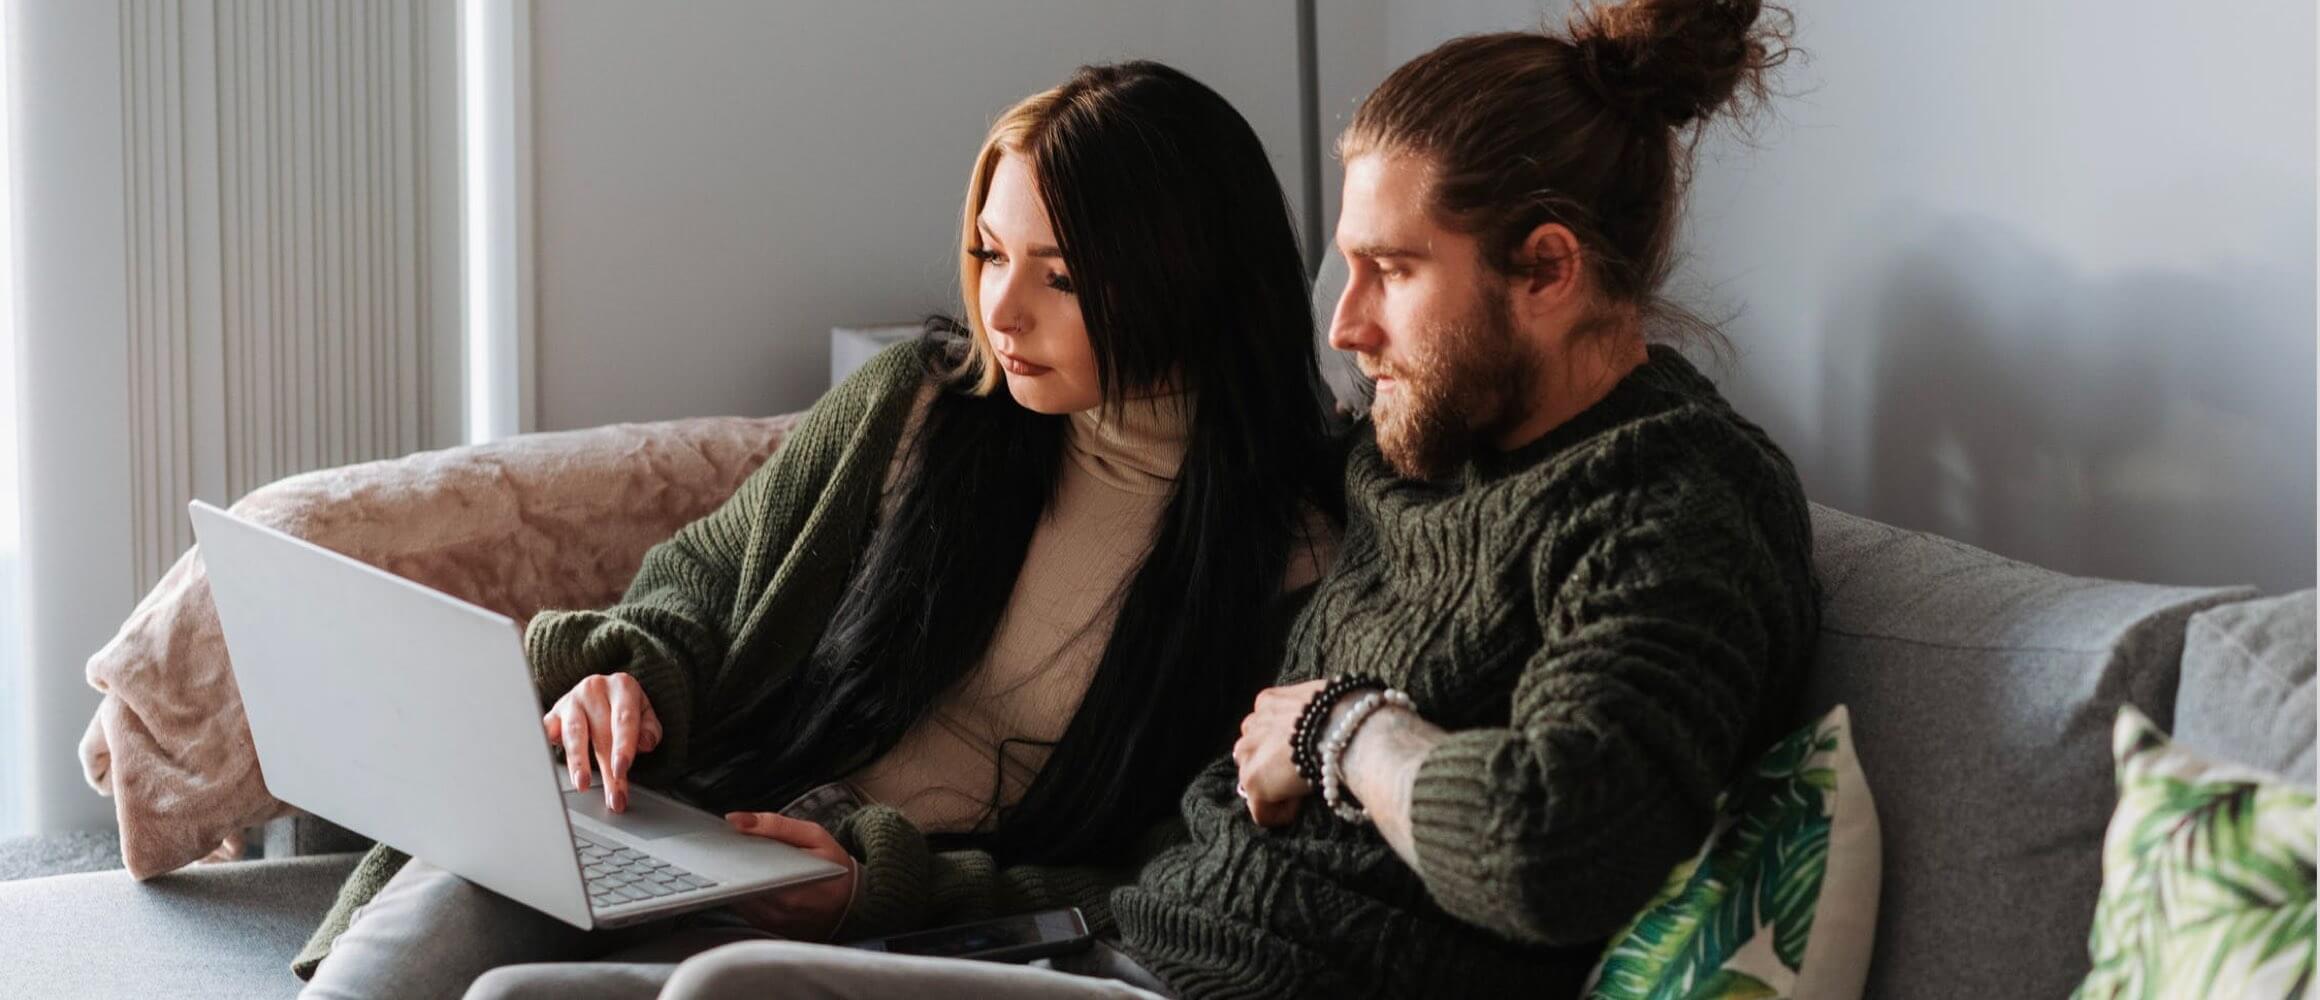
[606,682,649,813]
[562,721,589,791]
[542,673,657,810]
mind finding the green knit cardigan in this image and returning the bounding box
[292,341,1178,978]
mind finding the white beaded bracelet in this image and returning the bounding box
[1319,687,1415,824]
[1316,690,1380,821]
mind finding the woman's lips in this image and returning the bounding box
[997,350,1051,376]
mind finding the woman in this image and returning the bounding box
[295,60,1336,999]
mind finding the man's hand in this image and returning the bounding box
[720,812,858,941]
[1237,677,1450,870]
[1232,679,1330,827]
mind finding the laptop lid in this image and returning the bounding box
[187,500,593,928]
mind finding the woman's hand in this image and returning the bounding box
[1232,678,1329,827]
[720,812,859,941]
[542,673,663,813]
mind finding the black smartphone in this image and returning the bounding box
[844,907,1094,964]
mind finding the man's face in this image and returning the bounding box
[1328,153,1539,480]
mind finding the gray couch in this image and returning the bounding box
[2,502,2310,999]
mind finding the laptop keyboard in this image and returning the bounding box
[574,830,718,910]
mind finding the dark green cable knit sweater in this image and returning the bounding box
[1112,344,1820,999]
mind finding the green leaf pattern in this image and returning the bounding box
[1583,716,1847,1000]
[2073,707,2316,1000]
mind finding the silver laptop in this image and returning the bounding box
[187,500,847,929]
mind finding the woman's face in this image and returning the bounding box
[973,153,1103,414]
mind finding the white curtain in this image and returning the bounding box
[11,0,463,834]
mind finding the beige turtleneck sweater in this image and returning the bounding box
[846,390,1328,834]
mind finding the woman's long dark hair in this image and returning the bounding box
[679,61,1336,864]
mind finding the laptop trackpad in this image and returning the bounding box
[563,787,709,841]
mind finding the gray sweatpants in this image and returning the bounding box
[300,858,1170,1000]
[473,939,1171,999]
[299,858,779,1000]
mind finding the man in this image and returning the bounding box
[1102,16,1818,999]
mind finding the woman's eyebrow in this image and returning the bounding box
[975,218,1065,259]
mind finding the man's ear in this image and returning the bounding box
[1511,222,1586,302]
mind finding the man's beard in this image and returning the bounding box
[1366,285,1538,481]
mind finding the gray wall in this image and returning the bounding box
[529,0,1309,431]
[1323,0,2316,594]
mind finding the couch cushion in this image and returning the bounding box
[2171,590,2317,787]
[0,853,359,999]
[1584,705,1881,999]
[1795,503,2254,1000]
[2077,706,2315,999]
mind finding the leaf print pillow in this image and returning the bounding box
[2073,705,2315,1000]
[1583,704,1882,1000]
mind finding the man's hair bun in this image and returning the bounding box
[1567,0,1793,130]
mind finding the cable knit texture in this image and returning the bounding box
[1112,344,1821,999]
[292,340,1177,978]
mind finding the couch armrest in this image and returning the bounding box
[85,413,803,879]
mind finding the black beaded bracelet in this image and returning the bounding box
[1290,674,1382,788]
[1291,677,1361,782]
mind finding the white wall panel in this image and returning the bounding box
[1320,0,2315,593]
[527,0,1310,429]
[18,0,460,833]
